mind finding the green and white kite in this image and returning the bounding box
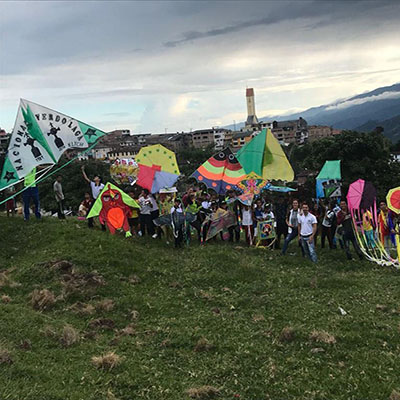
[0,99,106,190]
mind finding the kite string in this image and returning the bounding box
[0,141,99,206]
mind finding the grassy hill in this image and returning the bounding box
[1,217,400,400]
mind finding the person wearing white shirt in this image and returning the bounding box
[297,202,318,263]
[81,166,105,230]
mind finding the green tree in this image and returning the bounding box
[291,130,400,200]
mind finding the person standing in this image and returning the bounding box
[378,201,394,253]
[321,201,335,249]
[336,200,363,260]
[138,189,155,236]
[297,202,318,263]
[81,166,105,229]
[22,168,41,221]
[274,197,288,249]
[53,175,65,219]
[226,189,240,242]
[282,199,303,255]
[241,204,254,246]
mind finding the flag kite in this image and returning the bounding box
[136,144,180,193]
[191,147,246,194]
[316,160,341,198]
[236,128,294,182]
[87,182,139,237]
[0,99,106,190]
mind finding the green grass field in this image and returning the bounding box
[1,216,400,400]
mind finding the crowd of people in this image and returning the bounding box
[8,166,398,265]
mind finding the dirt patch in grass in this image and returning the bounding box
[309,330,336,344]
[95,299,114,312]
[88,318,115,331]
[0,269,20,288]
[185,386,220,399]
[30,289,56,310]
[1,294,11,303]
[69,302,96,316]
[60,270,105,297]
[0,348,13,365]
[279,326,296,343]
[194,337,214,352]
[91,352,122,370]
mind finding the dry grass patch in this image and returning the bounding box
[130,310,140,321]
[60,325,80,347]
[69,302,96,316]
[129,275,141,285]
[91,352,122,370]
[185,386,220,399]
[390,390,400,400]
[0,270,20,288]
[194,337,214,352]
[279,326,296,343]
[95,299,114,312]
[252,314,265,322]
[1,294,11,303]
[30,289,56,310]
[309,330,336,344]
[119,324,136,336]
[88,318,115,331]
[0,348,13,365]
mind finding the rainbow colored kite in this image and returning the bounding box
[191,148,246,194]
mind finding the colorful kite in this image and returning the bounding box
[136,144,180,193]
[203,208,237,241]
[387,187,400,214]
[0,99,106,190]
[110,158,139,186]
[386,186,400,261]
[316,160,341,198]
[347,179,395,267]
[87,182,139,237]
[236,128,294,182]
[235,172,270,205]
[191,147,246,194]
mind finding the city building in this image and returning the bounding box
[308,125,342,141]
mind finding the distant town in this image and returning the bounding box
[0,88,342,161]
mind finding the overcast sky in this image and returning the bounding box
[1,0,399,133]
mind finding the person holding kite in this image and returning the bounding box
[378,201,395,253]
[336,200,363,261]
[81,166,105,230]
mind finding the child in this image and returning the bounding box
[128,190,140,236]
[362,209,375,248]
[79,192,93,220]
[171,198,184,248]
[241,204,254,245]
[5,186,16,217]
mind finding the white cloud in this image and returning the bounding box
[326,90,400,111]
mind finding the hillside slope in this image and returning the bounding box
[1,217,400,399]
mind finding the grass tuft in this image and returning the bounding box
[60,325,80,347]
[390,390,400,400]
[279,326,296,343]
[91,352,122,370]
[0,348,13,365]
[194,337,214,352]
[1,294,11,303]
[30,289,56,310]
[309,330,337,344]
[185,385,220,399]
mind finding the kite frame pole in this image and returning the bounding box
[0,141,99,206]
